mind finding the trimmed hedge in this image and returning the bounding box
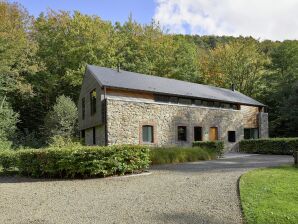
[0,150,17,171]
[192,141,225,157]
[150,147,217,165]
[239,138,298,155]
[0,145,150,178]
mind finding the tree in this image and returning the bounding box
[261,41,298,137]
[0,97,19,149]
[43,95,78,141]
[199,39,269,98]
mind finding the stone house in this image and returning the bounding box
[78,65,268,151]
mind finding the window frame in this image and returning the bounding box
[90,89,97,116]
[177,126,187,142]
[139,122,157,145]
[82,97,85,120]
[228,131,236,142]
[193,126,203,141]
[142,125,154,143]
[244,128,259,139]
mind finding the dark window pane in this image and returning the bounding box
[93,127,96,145]
[178,98,192,105]
[207,101,214,107]
[194,99,202,106]
[228,131,236,142]
[194,127,202,141]
[155,95,170,103]
[169,96,178,104]
[90,89,96,115]
[178,126,187,141]
[244,129,250,139]
[82,98,85,120]
[251,128,259,139]
[202,101,208,106]
[214,102,220,107]
[244,128,259,139]
[142,125,154,143]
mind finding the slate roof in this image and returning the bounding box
[87,65,265,107]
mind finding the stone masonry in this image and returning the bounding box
[106,98,247,152]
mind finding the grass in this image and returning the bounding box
[150,146,217,165]
[240,166,298,224]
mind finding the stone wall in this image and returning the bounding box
[258,112,269,138]
[106,98,245,151]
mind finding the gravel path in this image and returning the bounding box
[0,153,292,224]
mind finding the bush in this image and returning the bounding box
[150,147,217,165]
[239,138,298,155]
[0,150,17,171]
[16,145,150,178]
[192,141,225,157]
[43,95,78,142]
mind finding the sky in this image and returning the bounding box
[10,0,298,41]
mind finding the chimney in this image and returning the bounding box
[117,64,121,72]
[231,84,235,91]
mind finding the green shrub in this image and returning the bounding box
[239,138,298,155]
[0,150,17,171]
[150,147,217,165]
[192,141,224,157]
[16,145,150,178]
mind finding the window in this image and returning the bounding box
[142,125,154,143]
[178,98,192,105]
[209,127,218,141]
[202,101,208,106]
[207,101,214,107]
[228,131,236,142]
[193,99,202,106]
[194,127,202,141]
[213,102,220,107]
[92,127,96,145]
[81,130,85,139]
[244,128,259,139]
[82,98,85,120]
[169,96,178,104]
[155,95,170,103]
[178,126,187,141]
[90,89,96,115]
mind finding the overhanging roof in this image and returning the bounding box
[87,65,265,107]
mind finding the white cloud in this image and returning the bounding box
[154,0,298,40]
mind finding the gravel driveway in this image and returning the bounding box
[0,153,292,224]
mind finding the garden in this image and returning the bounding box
[239,138,298,224]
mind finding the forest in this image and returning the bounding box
[0,1,297,149]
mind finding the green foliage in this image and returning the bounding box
[0,98,19,143]
[0,1,297,144]
[0,150,17,171]
[199,39,269,98]
[261,41,298,137]
[44,95,78,141]
[15,145,150,178]
[150,146,217,165]
[240,166,298,224]
[192,141,225,157]
[239,138,298,155]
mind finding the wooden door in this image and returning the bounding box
[209,127,218,141]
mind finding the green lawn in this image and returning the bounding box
[240,166,298,224]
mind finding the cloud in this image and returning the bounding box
[154,0,298,40]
